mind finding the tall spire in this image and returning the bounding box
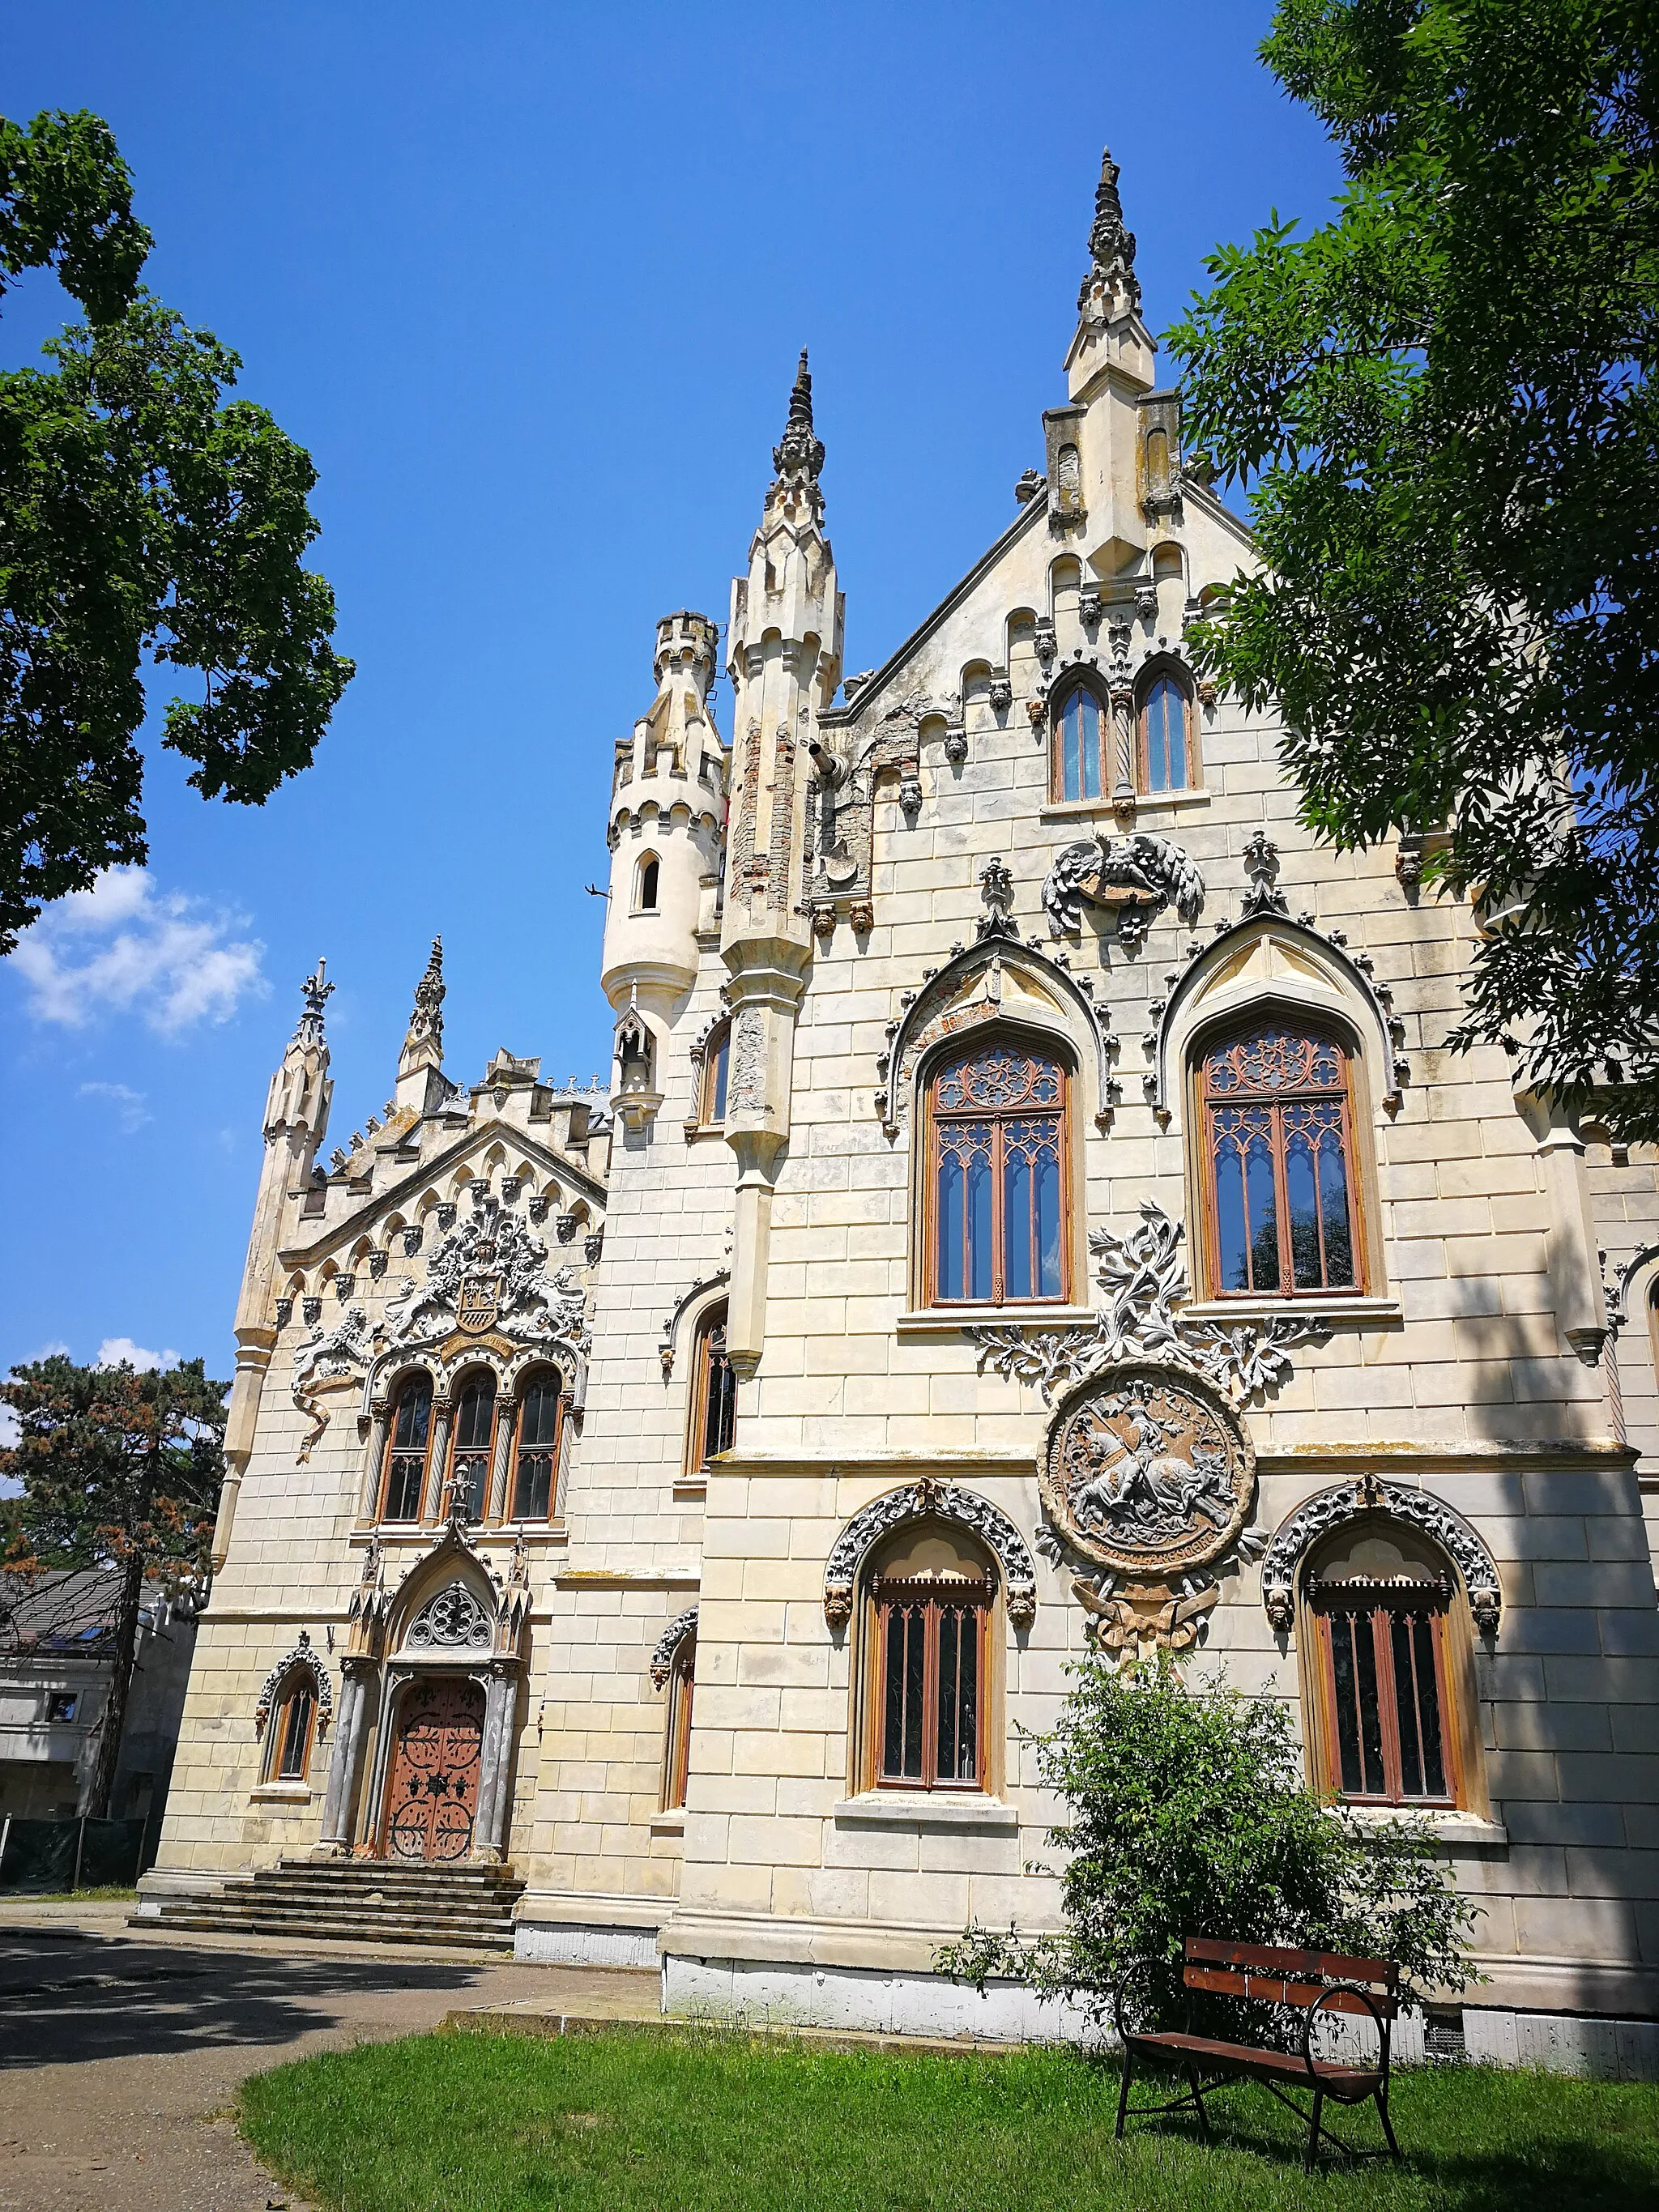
[405,936,445,1055]
[771,349,825,488]
[1078,146,1141,320]
[296,957,333,1046]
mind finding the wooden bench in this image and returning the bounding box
[1113,1937,1401,2168]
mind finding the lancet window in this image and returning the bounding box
[686,1304,737,1474]
[262,1675,317,1785]
[381,1373,433,1521]
[1198,1020,1363,1296]
[448,1372,497,1520]
[1138,669,1192,794]
[512,1370,561,1521]
[661,1630,696,1812]
[926,1038,1069,1306]
[701,1021,731,1123]
[1051,683,1105,804]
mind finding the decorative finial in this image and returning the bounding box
[1079,145,1141,318]
[406,936,446,1052]
[772,347,825,485]
[1241,830,1288,918]
[297,957,333,1042]
[977,857,1017,940]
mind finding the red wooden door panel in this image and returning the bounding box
[383,1677,484,1862]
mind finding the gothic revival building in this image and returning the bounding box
[143,153,1659,2066]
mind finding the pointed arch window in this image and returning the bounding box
[661,1630,696,1812]
[381,1374,433,1522]
[448,1372,497,1521]
[262,1675,318,1784]
[701,1021,731,1123]
[858,1521,996,1795]
[1199,1021,1363,1296]
[512,1369,561,1522]
[1301,1522,1471,1809]
[636,854,660,912]
[926,1039,1069,1306]
[687,1303,736,1474]
[1051,684,1105,804]
[1138,671,1192,794]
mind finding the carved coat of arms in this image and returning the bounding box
[1041,1362,1255,1579]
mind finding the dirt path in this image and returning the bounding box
[0,1916,657,2212]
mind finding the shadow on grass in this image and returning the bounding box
[238,2027,1659,2212]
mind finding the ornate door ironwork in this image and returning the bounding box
[382,1676,484,1862]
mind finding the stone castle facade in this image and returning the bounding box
[143,152,1659,2065]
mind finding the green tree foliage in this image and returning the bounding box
[0,109,353,953]
[937,1654,1475,2034]
[0,1353,224,1818]
[1167,3,1659,1144]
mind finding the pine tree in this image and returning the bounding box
[0,1354,224,1818]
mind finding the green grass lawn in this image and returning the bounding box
[238,2023,1659,2212]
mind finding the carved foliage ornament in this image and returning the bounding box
[1259,1477,1503,1638]
[254,1629,334,1739]
[292,1305,375,1464]
[650,1606,699,1690]
[1042,1364,1254,1579]
[823,1481,1037,1627]
[970,1200,1332,1410]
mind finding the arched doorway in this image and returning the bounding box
[382,1677,486,1861]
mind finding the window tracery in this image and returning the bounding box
[512,1369,561,1521]
[927,1039,1069,1306]
[1198,1020,1363,1296]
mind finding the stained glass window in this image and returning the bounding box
[929,1041,1067,1306]
[1053,685,1104,803]
[1201,1022,1360,1294]
[382,1374,433,1521]
[512,1371,561,1521]
[1141,673,1189,793]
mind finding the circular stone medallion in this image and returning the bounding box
[1041,1362,1256,1578]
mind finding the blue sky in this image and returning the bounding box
[1,1,1342,1383]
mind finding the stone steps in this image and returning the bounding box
[144,1856,525,1951]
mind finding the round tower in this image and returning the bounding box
[600,609,727,1128]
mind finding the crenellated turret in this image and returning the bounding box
[719,353,846,1367]
[216,961,335,1566]
[602,610,727,1132]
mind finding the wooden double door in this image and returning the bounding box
[382,1676,485,1862]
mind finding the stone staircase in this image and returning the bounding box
[140,1857,525,1951]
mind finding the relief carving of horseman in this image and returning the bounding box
[1041,1362,1254,1581]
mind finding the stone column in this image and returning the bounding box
[317,1658,375,1855]
[358,1408,389,1521]
[473,1663,518,1862]
[420,1400,453,1521]
[1110,683,1136,812]
[487,1411,516,1523]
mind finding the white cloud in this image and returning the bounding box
[79,1080,151,1133]
[9,867,267,1034]
[96,1337,180,1373]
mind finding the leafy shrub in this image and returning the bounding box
[937,1652,1477,2037]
